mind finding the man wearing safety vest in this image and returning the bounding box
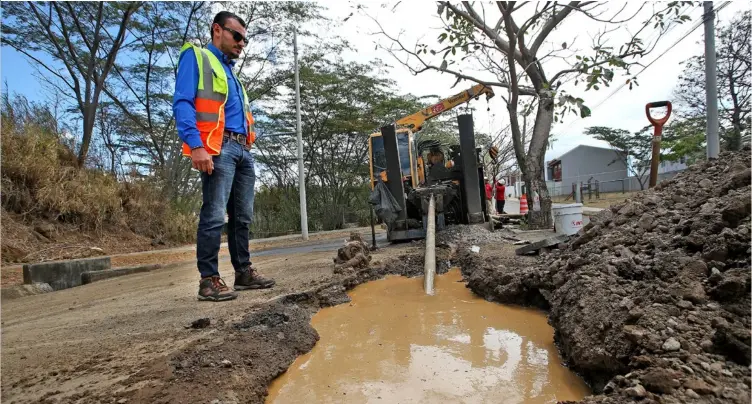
[173,11,275,302]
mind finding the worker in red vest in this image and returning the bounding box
[494,178,506,214]
[484,177,494,214]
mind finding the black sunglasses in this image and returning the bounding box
[221,25,247,43]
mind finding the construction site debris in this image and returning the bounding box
[332,233,372,274]
[455,149,751,402]
[435,224,539,246]
[514,235,570,255]
[189,318,211,329]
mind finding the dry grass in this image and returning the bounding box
[1,109,196,265]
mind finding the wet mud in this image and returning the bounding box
[267,269,589,403]
[80,248,453,404]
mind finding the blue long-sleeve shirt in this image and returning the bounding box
[173,43,247,149]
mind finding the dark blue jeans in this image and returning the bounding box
[196,138,255,279]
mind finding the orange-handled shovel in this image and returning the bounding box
[645,101,672,188]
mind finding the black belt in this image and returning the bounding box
[223,131,250,149]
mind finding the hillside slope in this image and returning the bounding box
[1,112,194,265]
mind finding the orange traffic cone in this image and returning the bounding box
[520,194,528,215]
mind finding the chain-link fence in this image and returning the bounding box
[546,169,686,199]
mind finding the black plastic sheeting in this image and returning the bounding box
[368,180,402,228]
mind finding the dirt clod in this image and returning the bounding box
[333,233,372,273]
[662,337,681,351]
[189,318,211,329]
[454,149,751,402]
[684,378,714,395]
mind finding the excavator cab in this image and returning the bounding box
[368,128,418,190]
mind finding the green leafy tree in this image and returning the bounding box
[2,1,142,167]
[675,11,751,150]
[661,117,707,164]
[372,2,692,227]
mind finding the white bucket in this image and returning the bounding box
[552,203,584,236]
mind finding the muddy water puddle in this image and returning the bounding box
[267,269,590,403]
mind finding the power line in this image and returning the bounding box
[489,2,699,148]
[557,1,730,133]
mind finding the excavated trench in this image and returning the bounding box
[266,268,590,403]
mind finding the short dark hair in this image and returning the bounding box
[211,11,246,39]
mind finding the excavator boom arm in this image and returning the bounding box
[395,84,494,132]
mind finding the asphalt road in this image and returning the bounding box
[250,231,388,258]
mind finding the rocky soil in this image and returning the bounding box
[456,149,751,403]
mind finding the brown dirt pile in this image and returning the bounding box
[457,149,751,402]
[332,232,372,273]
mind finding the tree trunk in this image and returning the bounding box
[524,161,552,229]
[730,109,743,151]
[110,150,116,176]
[78,106,97,168]
[524,93,554,229]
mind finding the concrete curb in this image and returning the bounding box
[82,264,163,284]
[23,256,110,291]
[2,261,190,301]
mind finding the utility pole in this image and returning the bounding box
[294,27,309,240]
[703,1,720,159]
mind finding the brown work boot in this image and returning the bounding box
[234,265,275,290]
[197,276,238,302]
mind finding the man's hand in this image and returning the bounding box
[191,147,214,175]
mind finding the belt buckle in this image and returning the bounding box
[235,132,249,149]
[226,131,241,143]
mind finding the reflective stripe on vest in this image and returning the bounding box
[180,43,256,157]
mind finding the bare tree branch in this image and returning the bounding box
[369,13,536,95]
[529,1,581,57]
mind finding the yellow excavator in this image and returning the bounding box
[368,83,495,190]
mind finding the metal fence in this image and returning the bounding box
[546,170,685,198]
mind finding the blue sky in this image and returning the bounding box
[1,47,48,102]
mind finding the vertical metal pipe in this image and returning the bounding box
[704,1,719,159]
[369,206,376,249]
[423,194,436,296]
[294,28,308,240]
